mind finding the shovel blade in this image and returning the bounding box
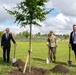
[67,60,72,66]
[12,58,16,63]
[46,58,50,64]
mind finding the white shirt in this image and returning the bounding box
[6,33,9,39]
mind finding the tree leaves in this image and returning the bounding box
[4,0,53,27]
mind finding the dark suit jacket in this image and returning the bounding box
[69,31,73,45]
[69,31,76,50]
[1,33,16,47]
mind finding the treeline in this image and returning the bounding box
[14,31,70,41]
[0,31,70,41]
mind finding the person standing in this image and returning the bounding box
[47,31,57,63]
[1,28,16,63]
[69,24,76,60]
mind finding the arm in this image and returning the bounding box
[69,32,73,47]
[1,34,4,48]
[10,34,16,44]
[55,38,58,47]
[47,37,50,46]
[69,32,72,44]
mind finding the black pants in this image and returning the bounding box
[3,46,10,62]
[72,44,76,58]
[73,50,76,58]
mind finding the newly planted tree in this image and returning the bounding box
[4,0,53,73]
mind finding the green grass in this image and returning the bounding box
[0,41,76,75]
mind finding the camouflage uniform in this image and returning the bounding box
[47,35,57,62]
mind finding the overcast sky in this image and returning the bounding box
[0,0,76,34]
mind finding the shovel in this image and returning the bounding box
[46,58,50,64]
[46,49,50,64]
[67,47,72,66]
[12,45,16,63]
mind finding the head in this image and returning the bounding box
[6,28,10,33]
[49,31,53,36]
[73,24,76,32]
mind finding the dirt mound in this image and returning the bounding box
[50,64,69,74]
[9,67,49,75]
[9,59,49,75]
[12,59,25,67]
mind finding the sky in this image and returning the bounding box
[0,0,76,35]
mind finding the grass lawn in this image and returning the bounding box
[0,41,76,75]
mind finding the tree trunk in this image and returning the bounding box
[23,23,32,73]
[29,23,32,72]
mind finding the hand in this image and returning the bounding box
[46,42,49,46]
[68,44,71,48]
[56,45,58,47]
[1,46,4,49]
[14,43,17,46]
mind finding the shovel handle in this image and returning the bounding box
[69,47,71,61]
[14,44,16,58]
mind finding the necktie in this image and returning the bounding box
[6,34,9,39]
[74,32,76,43]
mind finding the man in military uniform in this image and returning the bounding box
[47,31,57,62]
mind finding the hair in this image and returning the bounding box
[6,28,10,30]
[73,24,76,27]
[50,31,53,33]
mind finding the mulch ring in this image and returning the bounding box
[9,59,49,75]
[50,64,69,74]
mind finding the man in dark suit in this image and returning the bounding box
[1,28,16,62]
[69,24,76,59]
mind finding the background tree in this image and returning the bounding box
[0,31,3,39]
[36,32,41,36]
[4,0,53,72]
[37,32,41,36]
[23,31,30,39]
[63,34,69,40]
